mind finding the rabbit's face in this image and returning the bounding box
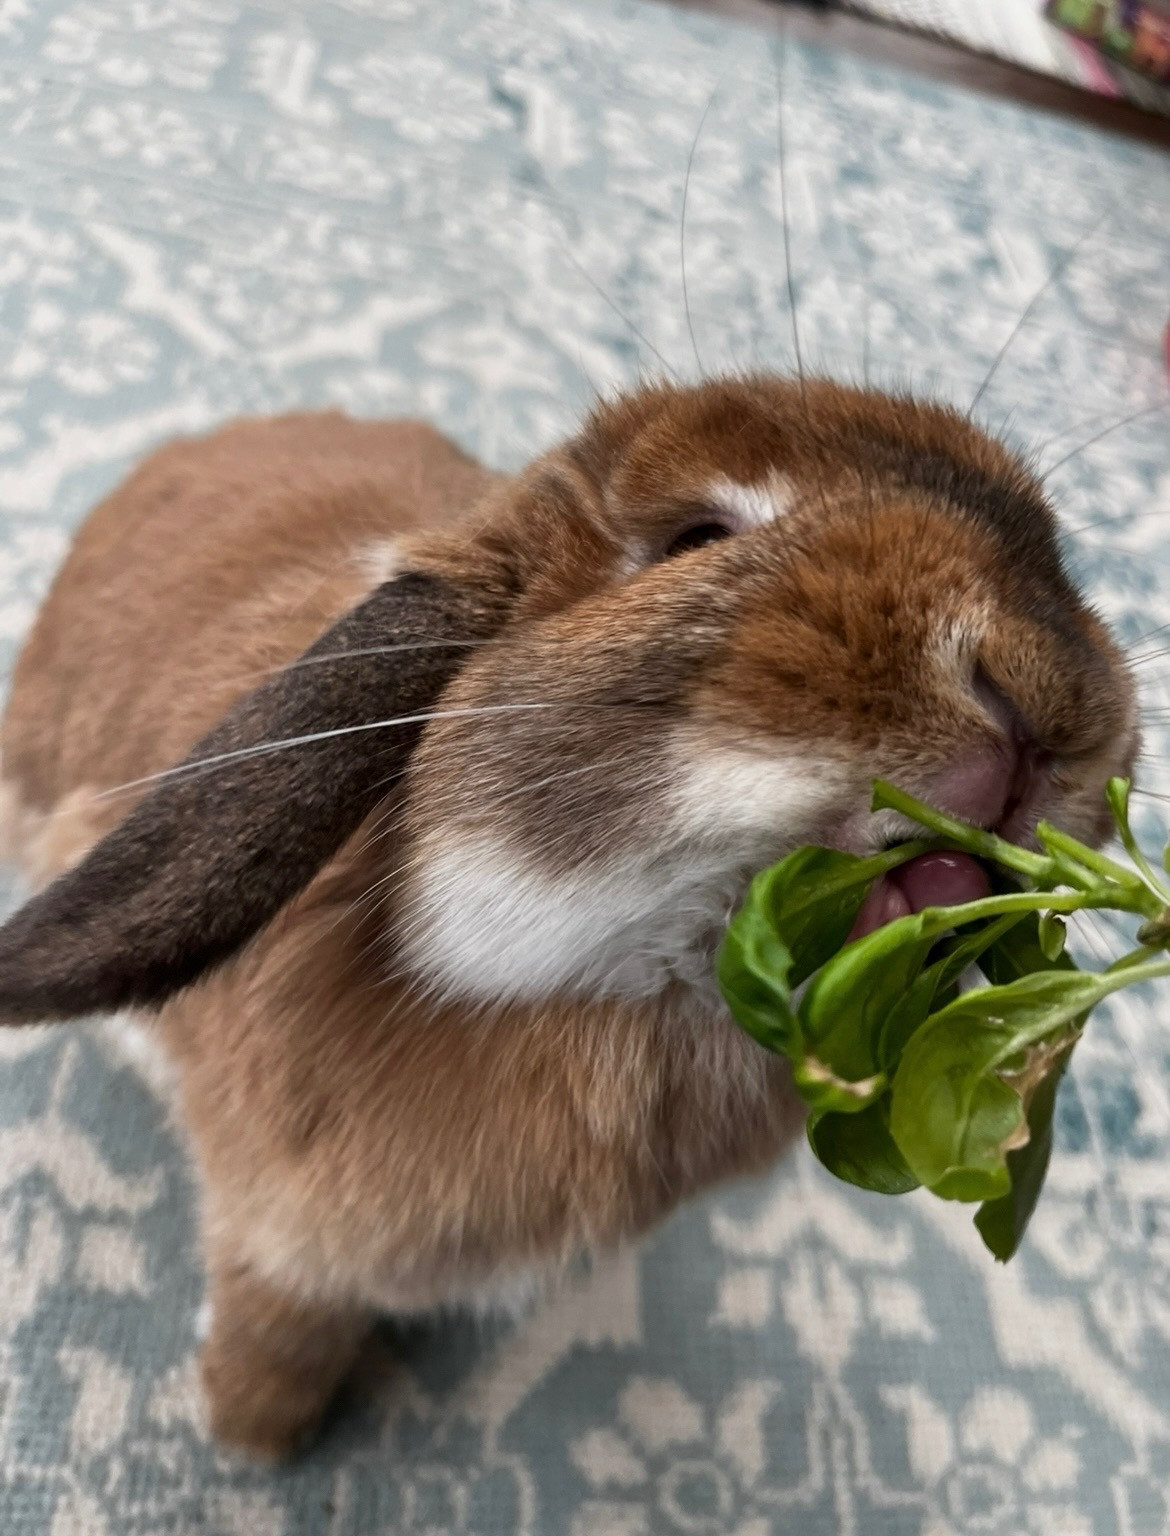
[397,378,1137,1007]
[0,378,1136,1030]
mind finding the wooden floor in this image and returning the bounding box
[665,0,1170,148]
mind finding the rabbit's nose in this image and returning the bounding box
[928,741,1020,830]
[928,675,1053,839]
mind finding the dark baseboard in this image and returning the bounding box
[662,0,1170,147]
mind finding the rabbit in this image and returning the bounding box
[0,376,1138,1459]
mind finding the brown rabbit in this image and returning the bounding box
[0,377,1138,1459]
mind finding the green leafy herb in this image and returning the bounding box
[807,1099,919,1196]
[888,969,1107,1202]
[715,842,931,1062]
[716,776,1170,1260]
[973,1048,1068,1262]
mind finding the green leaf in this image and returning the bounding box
[791,1056,887,1116]
[972,916,1083,1259]
[889,970,1107,1202]
[749,843,931,989]
[797,911,936,1089]
[974,1049,1070,1261]
[978,910,1078,985]
[715,906,801,1058]
[807,1099,920,1195]
[877,913,1023,1068]
[798,899,1053,1094]
[1038,912,1067,962]
[929,917,1022,992]
[716,841,930,1064]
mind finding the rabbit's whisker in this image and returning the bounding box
[1115,1022,1170,1126]
[545,220,677,382]
[87,703,566,803]
[333,754,642,942]
[218,639,488,691]
[680,79,721,379]
[1049,401,1169,502]
[771,38,803,396]
[1034,404,1132,459]
[1127,619,1170,653]
[1073,909,1117,967]
[968,209,1111,420]
[76,701,673,811]
[771,35,837,536]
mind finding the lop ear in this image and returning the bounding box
[0,567,510,1022]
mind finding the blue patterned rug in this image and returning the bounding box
[0,1,1168,1532]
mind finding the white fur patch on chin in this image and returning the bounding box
[669,740,849,843]
[401,742,848,1006]
[403,842,734,1003]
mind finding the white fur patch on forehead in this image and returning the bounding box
[705,474,793,530]
[358,538,402,588]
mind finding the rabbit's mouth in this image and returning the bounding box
[846,851,990,940]
[393,728,1105,1013]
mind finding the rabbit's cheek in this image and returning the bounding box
[399,833,743,1006]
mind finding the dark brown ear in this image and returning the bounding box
[0,568,509,1022]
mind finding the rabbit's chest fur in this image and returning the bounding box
[149,825,803,1309]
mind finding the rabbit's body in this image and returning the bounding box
[2,411,493,848]
[0,401,800,1456]
[0,378,1138,1456]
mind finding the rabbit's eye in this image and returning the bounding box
[663,521,733,558]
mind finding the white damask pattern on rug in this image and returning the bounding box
[0,1,1168,1533]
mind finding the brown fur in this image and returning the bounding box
[0,379,1136,1457]
[3,411,495,817]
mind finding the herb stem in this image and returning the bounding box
[924,889,1136,928]
[1105,777,1170,907]
[872,781,1054,882]
[1117,825,1170,907]
[1035,825,1150,903]
[1098,957,1170,994]
[1104,944,1165,975]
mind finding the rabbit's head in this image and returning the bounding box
[0,379,1137,1022]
